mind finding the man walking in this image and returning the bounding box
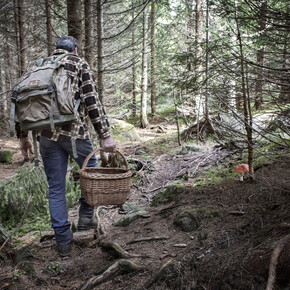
[19,36,116,257]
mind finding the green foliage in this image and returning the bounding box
[0,165,49,229]
[143,132,181,155]
[127,115,141,125]
[158,105,175,116]
[0,163,81,235]
[47,261,65,276]
[193,166,234,186]
[0,151,13,163]
[151,184,189,206]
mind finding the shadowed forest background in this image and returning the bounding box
[0,0,289,289]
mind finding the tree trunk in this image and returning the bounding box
[278,6,290,103]
[67,0,82,51]
[278,43,290,102]
[254,0,266,110]
[254,49,264,110]
[0,63,4,127]
[3,11,11,121]
[131,0,136,117]
[235,6,254,178]
[195,0,204,142]
[96,0,104,104]
[205,0,209,120]
[45,0,56,56]
[150,0,156,115]
[84,0,93,67]
[185,0,194,72]
[195,0,203,72]
[140,6,149,128]
[14,0,27,77]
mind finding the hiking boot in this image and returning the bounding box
[77,216,98,231]
[58,242,71,257]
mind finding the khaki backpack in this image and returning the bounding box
[10,53,80,165]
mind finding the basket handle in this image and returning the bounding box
[81,148,129,171]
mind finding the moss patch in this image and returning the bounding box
[174,206,220,232]
[151,184,190,206]
[0,151,13,163]
[110,118,140,142]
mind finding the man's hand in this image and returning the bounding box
[100,136,117,153]
[20,138,33,161]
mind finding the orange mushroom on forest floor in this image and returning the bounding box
[234,164,249,181]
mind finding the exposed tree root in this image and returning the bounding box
[99,240,140,259]
[181,118,216,141]
[266,234,290,290]
[80,259,143,290]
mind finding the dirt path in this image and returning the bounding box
[1,129,290,289]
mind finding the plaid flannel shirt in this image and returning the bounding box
[40,49,110,141]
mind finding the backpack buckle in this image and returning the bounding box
[11,91,17,102]
[48,85,53,92]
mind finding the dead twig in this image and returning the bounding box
[127,236,169,245]
[228,210,245,216]
[143,185,164,194]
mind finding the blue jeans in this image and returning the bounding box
[39,136,97,246]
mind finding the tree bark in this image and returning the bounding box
[84,0,93,67]
[254,0,267,110]
[2,10,11,121]
[205,0,209,120]
[13,0,27,77]
[140,5,149,128]
[278,42,290,102]
[185,0,194,72]
[150,0,156,115]
[45,0,56,56]
[278,6,290,103]
[96,0,104,104]
[131,0,137,117]
[235,5,254,178]
[67,0,82,51]
[195,0,204,142]
[0,63,4,126]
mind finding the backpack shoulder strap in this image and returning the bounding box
[35,56,56,67]
[9,91,18,137]
[54,52,77,64]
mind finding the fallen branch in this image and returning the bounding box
[266,234,290,290]
[128,158,151,172]
[80,259,143,290]
[99,240,140,259]
[127,236,169,245]
[175,152,213,179]
[228,210,245,216]
[143,185,164,194]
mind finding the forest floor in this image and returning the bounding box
[0,122,290,290]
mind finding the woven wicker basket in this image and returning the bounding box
[80,149,132,206]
